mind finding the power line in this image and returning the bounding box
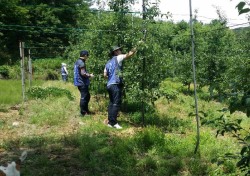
[169,22,249,39]
[25,46,66,49]
[91,8,249,26]
[90,9,141,14]
[197,22,250,35]
[168,13,248,21]
[0,24,122,34]
[0,21,248,41]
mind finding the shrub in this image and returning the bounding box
[134,127,165,152]
[27,86,74,100]
[159,78,181,102]
[45,69,59,80]
[0,65,10,78]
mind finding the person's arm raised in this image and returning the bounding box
[124,40,144,59]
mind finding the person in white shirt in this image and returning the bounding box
[61,63,68,82]
[104,42,142,129]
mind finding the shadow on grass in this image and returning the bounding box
[121,101,191,132]
[0,128,208,176]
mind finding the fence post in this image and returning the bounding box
[19,41,26,101]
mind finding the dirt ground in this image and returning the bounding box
[0,102,137,175]
[0,104,85,175]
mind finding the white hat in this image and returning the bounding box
[62,63,66,66]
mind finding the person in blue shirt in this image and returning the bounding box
[74,50,94,116]
[104,43,142,129]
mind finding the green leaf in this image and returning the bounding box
[230,126,237,133]
[188,112,195,117]
[201,120,207,125]
[236,2,246,11]
[216,130,220,137]
[239,8,250,15]
[245,97,250,106]
[237,157,247,167]
[218,107,228,112]
[199,110,208,117]
[244,136,250,143]
[240,146,248,155]
[224,153,237,159]
[211,158,217,163]
[237,119,242,124]
[221,130,225,136]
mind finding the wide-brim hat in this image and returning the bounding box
[110,46,122,56]
[111,46,122,52]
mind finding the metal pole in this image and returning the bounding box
[189,0,200,154]
[131,13,134,27]
[19,41,26,101]
[141,0,146,126]
[28,49,32,87]
[173,43,176,77]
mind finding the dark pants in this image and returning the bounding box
[107,84,122,126]
[62,75,68,82]
[78,85,90,115]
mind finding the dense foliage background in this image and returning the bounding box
[1,0,249,115]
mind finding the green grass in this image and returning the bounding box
[0,80,23,104]
[0,80,44,105]
[0,79,248,176]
